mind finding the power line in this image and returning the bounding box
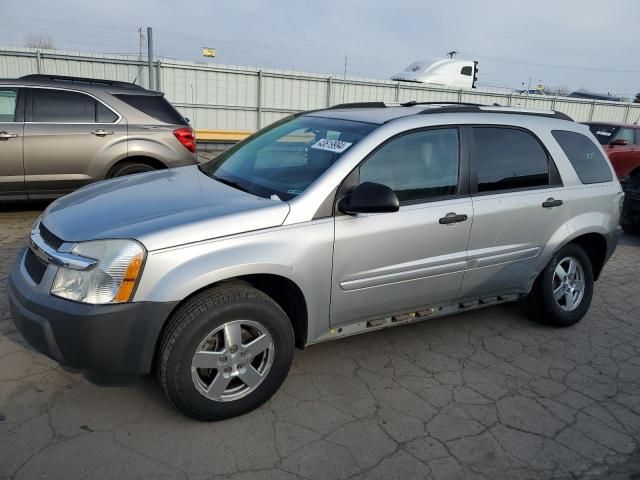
[473,53,640,75]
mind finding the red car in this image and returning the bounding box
[584,122,640,180]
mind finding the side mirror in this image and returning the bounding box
[338,182,400,215]
[610,138,627,146]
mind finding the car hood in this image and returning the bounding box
[42,166,291,251]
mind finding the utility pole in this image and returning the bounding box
[135,27,144,86]
[147,27,154,90]
[447,51,458,59]
[341,56,348,103]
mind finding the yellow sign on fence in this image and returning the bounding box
[202,47,216,58]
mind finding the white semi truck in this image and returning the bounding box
[391,59,478,89]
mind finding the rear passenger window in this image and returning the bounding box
[31,89,96,122]
[472,127,551,193]
[552,130,613,184]
[96,102,118,123]
[359,128,459,203]
[30,89,118,123]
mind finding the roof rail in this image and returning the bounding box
[18,74,146,90]
[418,104,573,122]
[327,102,387,110]
[401,101,486,107]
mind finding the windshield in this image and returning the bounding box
[200,115,376,200]
[588,124,619,145]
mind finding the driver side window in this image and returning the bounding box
[359,128,460,204]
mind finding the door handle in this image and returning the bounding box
[439,212,468,225]
[542,198,563,208]
[0,131,18,139]
[91,129,114,137]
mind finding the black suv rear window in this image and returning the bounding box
[114,94,186,125]
[552,130,613,184]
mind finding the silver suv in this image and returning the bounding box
[0,74,197,200]
[8,102,623,420]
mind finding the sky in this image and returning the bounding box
[1,0,639,98]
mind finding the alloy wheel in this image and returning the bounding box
[191,320,274,402]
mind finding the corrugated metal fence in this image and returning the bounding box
[2,47,640,131]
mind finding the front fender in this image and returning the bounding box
[134,219,335,343]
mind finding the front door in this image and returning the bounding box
[459,126,570,299]
[24,87,127,198]
[331,127,472,327]
[0,87,25,199]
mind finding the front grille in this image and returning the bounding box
[24,248,47,284]
[39,223,64,250]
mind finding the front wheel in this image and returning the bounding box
[157,284,295,421]
[528,243,594,327]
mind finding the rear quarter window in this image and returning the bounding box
[114,94,186,125]
[552,130,613,184]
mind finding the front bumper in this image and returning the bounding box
[8,249,177,379]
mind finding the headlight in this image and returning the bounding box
[51,239,145,304]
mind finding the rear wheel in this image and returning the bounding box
[109,162,157,178]
[528,243,594,327]
[157,284,295,421]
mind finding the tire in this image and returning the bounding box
[527,243,594,327]
[157,284,295,421]
[109,162,156,178]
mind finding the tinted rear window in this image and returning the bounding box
[30,88,118,123]
[32,89,95,122]
[552,130,613,184]
[114,94,186,125]
[472,127,550,192]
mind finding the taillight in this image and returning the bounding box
[173,127,196,153]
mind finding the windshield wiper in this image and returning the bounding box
[210,174,253,194]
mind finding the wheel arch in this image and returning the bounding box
[153,273,310,371]
[551,231,609,281]
[106,155,167,178]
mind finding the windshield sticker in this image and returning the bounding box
[596,131,612,136]
[311,138,353,153]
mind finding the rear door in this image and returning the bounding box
[23,87,127,198]
[459,126,569,299]
[0,87,25,199]
[330,127,472,327]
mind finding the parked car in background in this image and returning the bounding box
[621,176,640,234]
[584,122,640,181]
[570,91,624,102]
[9,102,622,420]
[0,75,197,200]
